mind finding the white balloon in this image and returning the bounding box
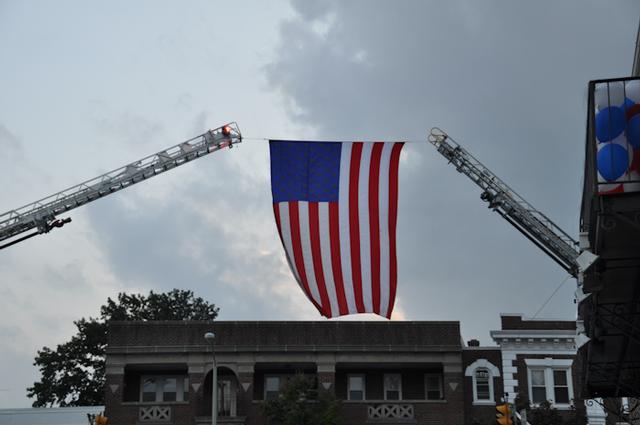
[625,79,640,104]
[595,81,626,110]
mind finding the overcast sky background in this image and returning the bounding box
[0,0,639,408]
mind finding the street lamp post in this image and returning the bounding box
[204,332,217,425]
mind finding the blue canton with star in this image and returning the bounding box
[270,140,342,202]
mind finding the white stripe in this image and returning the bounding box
[338,142,357,313]
[358,143,373,312]
[297,201,322,306]
[378,143,393,317]
[318,202,339,317]
[278,203,302,289]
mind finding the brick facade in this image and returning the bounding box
[462,347,504,425]
[104,317,602,424]
[105,321,465,425]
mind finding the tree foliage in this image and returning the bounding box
[27,289,218,407]
[262,374,340,425]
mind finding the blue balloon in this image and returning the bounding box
[627,114,640,149]
[623,98,636,110]
[597,143,629,181]
[595,106,625,143]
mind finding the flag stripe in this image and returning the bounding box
[386,142,403,318]
[368,142,383,314]
[358,143,373,312]
[329,202,349,315]
[273,203,283,241]
[378,143,393,318]
[277,203,303,290]
[309,201,332,317]
[318,202,340,317]
[298,201,322,306]
[349,142,365,313]
[288,201,321,311]
[338,143,356,313]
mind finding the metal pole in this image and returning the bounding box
[212,354,217,425]
[204,332,217,425]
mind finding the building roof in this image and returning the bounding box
[107,320,462,354]
[499,313,576,331]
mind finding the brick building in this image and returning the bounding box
[490,313,604,424]
[104,316,608,425]
[105,321,505,425]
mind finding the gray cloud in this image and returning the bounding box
[267,0,640,341]
[1,0,639,407]
[85,133,318,320]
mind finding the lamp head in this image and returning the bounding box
[204,332,215,341]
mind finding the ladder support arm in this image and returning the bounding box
[0,123,242,248]
[428,128,582,277]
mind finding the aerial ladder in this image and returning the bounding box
[0,122,241,249]
[428,127,596,278]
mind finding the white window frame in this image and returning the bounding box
[383,373,402,401]
[264,375,282,400]
[529,368,547,404]
[347,374,366,401]
[424,373,444,400]
[140,375,189,403]
[525,358,574,409]
[474,368,492,402]
[464,359,500,405]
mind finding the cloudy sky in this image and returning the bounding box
[1,0,639,407]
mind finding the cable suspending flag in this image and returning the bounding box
[269,140,404,318]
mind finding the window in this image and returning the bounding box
[264,376,281,400]
[525,358,574,408]
[475,369,491,401]
[425,374,443,400]
[348,374,365,400]
[218,379,236,417]
[465,359,499,404]
[162,378,177,402]
[530,369,547,404]
[553,370,569,404]
[384,374,402,400]
[142,377,157,402]
[140,375,189,402]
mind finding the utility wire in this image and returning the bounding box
[531,274,572,319]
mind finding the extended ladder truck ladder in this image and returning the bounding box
[0,122,242,250]
[428,127,595,278]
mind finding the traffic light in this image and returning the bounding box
[495,403,513,425]
[94,414,108,425]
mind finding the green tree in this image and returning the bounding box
[262,374,340,425]
[27,289,218,407]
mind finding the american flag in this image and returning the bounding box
[269,140,404,318]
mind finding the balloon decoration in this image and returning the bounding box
[595,79,640,195]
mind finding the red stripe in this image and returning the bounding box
[289,201,321,312]
[273,203,283,243]
[386,143,403,318]
[349,142,365,313]
[308,202,332,317]
[329,202,348,315]
[368,142,383,314]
